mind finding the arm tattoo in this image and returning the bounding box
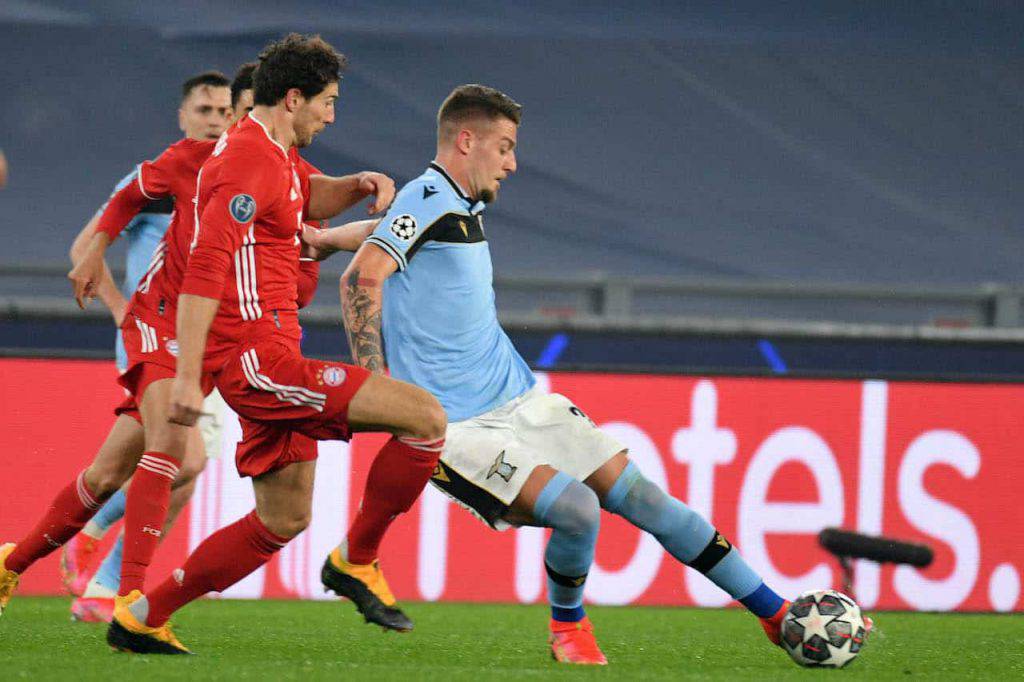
[341,267,385,372]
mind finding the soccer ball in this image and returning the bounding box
[389,214,417,240]
[780,590,868,668]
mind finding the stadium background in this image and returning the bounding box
[1,1,1022,614]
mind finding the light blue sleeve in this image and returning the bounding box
[364,180,452,271]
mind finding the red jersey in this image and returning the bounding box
[96,138,215,317]
[181,114,308,369]
[95,132,321,327]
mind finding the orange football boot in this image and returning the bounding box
[549,616,608,665]
[760,600,790,645]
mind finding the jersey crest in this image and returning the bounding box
[229,194,256,223]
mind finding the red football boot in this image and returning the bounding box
[760,600,790,646]
[60,534,101,597]
[549,616,608,665]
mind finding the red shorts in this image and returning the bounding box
[114,309,213,421]
[216,336,372,477]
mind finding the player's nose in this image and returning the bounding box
[506,153,517,174]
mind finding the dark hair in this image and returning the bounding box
[181,70,230,102]
[253,33,346,106]
[231,61,258,108]
[437,84,522,139]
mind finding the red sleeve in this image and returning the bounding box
[135,146,178,199]
[180,154,280,300]
[95,175,152,241]
[96,145,179,241]
[296,257,321,308]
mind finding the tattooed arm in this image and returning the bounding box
[339,242,399,373]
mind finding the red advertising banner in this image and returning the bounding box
[2,359,1021,612]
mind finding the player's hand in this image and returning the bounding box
[299,222,329,261]
[68,252,104,310]
[167,376,205,427]
[356,171,395,215]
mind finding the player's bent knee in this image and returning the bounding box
[557,482,601,538]
[83,465,132,499]
[260,510,311,540]
[420,396,447,441]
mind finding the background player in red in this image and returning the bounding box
[0,60,380,621]
[0,72,234,619]
[60,71,235,623]
[106,34,446,655]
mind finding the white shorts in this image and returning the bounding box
[197,388,228,460]
[432,386,625,529]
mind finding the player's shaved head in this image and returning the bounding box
[181,70,230,103]
[253,33,346,106]
[231,62,259,109]
[437,84,522,145]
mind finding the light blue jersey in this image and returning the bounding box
[102,170,173,371]
[367,162,535,422]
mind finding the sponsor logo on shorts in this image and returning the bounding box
[229,194,256,223]
[321,366,346,387]
[487,450,517,483]
[165,339,179,357]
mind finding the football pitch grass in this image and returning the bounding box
[1,597,1021,680]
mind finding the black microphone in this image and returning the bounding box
[818,528,933,568]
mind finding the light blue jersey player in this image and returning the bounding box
[364,161,535,422]
[339,85,793,665]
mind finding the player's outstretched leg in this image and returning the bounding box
[76,428,204,622]
[118,378,191,599]
[62,487,126,597]
[506,466,607,665]
[1,414,143,616]
[594,456,789,645]
[324,374,446,632]
[108,460,309,654]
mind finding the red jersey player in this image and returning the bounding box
[0,63,376,625]
[0,72,234,620]
[106,34,447,655]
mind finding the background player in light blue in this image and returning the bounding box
[59,70,236,622]
[332,85,791,665]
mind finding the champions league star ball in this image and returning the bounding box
[781,590,869,668]
[389,214,418,240]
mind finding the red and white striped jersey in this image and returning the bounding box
[95,137,215,319]
[96,127,322,342]
[181,113,309,369]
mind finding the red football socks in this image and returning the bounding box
[144,510,287,627]
[119,451,178,595]
[345,436,443,564]
[6,470,106,574]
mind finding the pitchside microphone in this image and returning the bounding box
[818,528,934,599]
[819,528,934,567]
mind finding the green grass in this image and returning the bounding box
[1,597,1021,681]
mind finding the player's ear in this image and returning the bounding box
[285,87,304,112]
[455,128,474,156]
[177,107,187,134]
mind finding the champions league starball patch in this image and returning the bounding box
[389,214,418,240]
[229,194,256,223]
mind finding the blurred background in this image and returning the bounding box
[1,1,1023,374]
